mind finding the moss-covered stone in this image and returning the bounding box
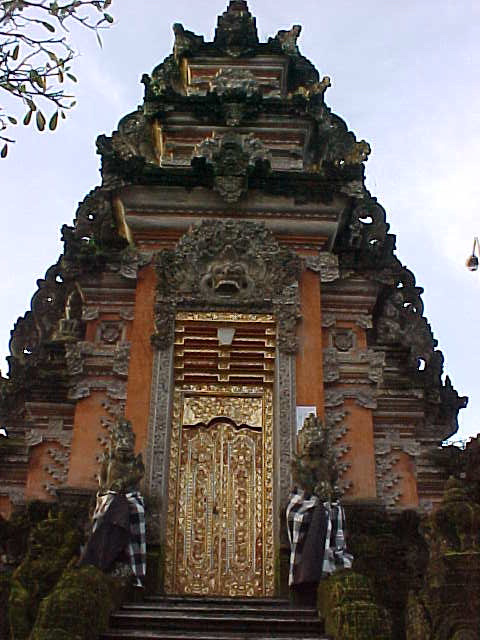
[30,565,127,640]
[318,571,393,640]
[8,511,83,639]
[346,503,428,640]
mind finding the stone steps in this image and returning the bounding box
[101,596,330,640]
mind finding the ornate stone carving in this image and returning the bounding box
[69,379,127,401]
[322,312,336,328]
[293,413,341,500]
[9,259,67,364]
[304,252,339,282]
[193,131,270,202]
[333,329,355,352]
[110,248,153,280]
[213,1,259,57]
[96,108,157,170]
[82,306,100,321]
[25,417,72,496]
[62,189,128,272]
[210,68,259,97]
[277,351,296,505]
[65,342,85,376]
[172,22,204,59]
[324,389,377,410]
[112,342,131,377]
[153,220,301,352]
[274,24,301,56]
[356,314,373,329]
[144,346,174,506]
[366,349,386,384]
[375,433,421,507]
[100,323,122,344]
[323,347,339,382]
[99,418,144,493]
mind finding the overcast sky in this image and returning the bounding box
[1,1,479,441]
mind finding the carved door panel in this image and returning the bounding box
[165,389,274,597]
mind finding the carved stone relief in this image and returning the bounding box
[209,68,260,97]
[99,322,122,344]
[322,347,339,382]
[193,131,271,202]
[324,389,377,410]
[324,408,351,493]
[333,329,355,352]
[144,345,174,524]
[304,252,339,282]
[25,417,72,496]
[153,220,301,354]
[276,351,296,506]
[375,432,421,508]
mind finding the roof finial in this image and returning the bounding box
[214,0,258,56]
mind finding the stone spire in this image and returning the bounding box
[214,1,259,56]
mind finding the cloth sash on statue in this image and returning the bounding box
[286,490,353,586]
[81,490,146,582]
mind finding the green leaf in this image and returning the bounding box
[7,116,17,125]
[23,110,33,125]
[36,111,46,131]
[26,99,37,111]
[103,12,113,23]
[12,44,19,60]
[42,21,55,32]
[1,144,8,158]
[60,110,66,119]
[66,73,77,83]
[49,111,58,131]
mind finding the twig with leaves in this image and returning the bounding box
[0,0,114,157]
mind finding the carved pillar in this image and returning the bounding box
[144,344,175,520]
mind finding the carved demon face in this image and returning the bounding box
[200,245,254,298]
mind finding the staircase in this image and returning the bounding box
[101,595,330,640]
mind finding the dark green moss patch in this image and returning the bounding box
[318,571,392,640]
[8,511,83,639]
[30,565,128,640]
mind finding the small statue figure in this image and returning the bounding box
[99,418,144,493]
[80,419,146,586]
[287,414,352,604]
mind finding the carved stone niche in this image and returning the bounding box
[152,219,302,353]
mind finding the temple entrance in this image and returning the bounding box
[163,313,275,596]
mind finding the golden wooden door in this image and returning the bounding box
[164,390,274,597]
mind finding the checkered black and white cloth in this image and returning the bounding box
[286,490,353,586]
[125,491,146,582]
[92,490,146,583]
[286,490,318,586]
